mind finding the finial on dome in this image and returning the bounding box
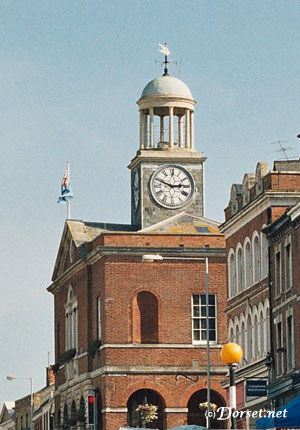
[158,42,171,76]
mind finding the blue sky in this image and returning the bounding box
[1,0,300,405]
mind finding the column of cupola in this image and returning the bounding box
[139,107,195,150]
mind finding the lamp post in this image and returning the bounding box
[142,254,211,429]
[7,376,33,430]
[220,343,243,429]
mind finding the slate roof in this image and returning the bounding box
[139,212,221,234]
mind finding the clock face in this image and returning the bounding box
[133,170,139,211]
[150,165,195,209]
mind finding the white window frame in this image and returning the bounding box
[275,244,282,298]
[97,296,102,341]
[275,315,284,376]
[236,243,244,293]
[260,227,269,279]
[252,232,260,284]
[191,294,217,345]
[228,249,236,298]
[286,309,294,371]
[65,286,78,351]
[284,236,292,291]
[244,238,253,289]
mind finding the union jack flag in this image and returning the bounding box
[58,166,73,203]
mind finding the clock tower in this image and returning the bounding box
[128,66,206,230]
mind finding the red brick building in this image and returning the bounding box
[220,159,300,428]
[48,69,229,429]
[263,198,300,410]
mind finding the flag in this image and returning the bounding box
[57,166,74,203]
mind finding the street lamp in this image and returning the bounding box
[220,343,243,429]
[7,376,33,430]
[142,254,211,429]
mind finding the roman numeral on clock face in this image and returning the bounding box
[150,165,195,209]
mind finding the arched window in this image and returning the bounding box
[261,229,268,279]
[244,239,253,288]
[265,303,270,351]
[234,319,240,346]
[127,389,165,430]
[246,314,253,362]
[240,318,246,366]
[133,291,159,343]
[228,321,234,342]
[253,233,260,283]
[236,245,243,293]
[253,312,259,358]
[259,309,265,357]
[228,250,236,298]
[65,286,78,351]
[187,389,226,428]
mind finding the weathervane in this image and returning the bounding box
[158,42,171,76]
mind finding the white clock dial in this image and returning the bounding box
[150,165,195,209]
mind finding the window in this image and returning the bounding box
[287,314,294,370]
[133,291,159,343]
[261,230,268,279]
[25,414,28,429]
[253,234,260,283]
[192,294,216,343]
[97,297,101,341]
[65,286,78,351]
[240,320,246,365]
[228,251,236,297]
[236,246,243,292]
[246,315,252,362]
[259,310,265,357]
[276,320,284,375]
[285,240,292,291]
[275,250,282,296]
[253,313,259,357]
[244,240,252,288]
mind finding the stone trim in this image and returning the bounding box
[220,192,300,238]
[91,365,227,378]
[164,408,188,413]
[101,408,127,413]
[100,343,225,349]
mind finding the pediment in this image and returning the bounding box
[52,220,89,281]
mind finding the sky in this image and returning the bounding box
[1,0,300,407]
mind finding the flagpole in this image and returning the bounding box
[66,162,71,220]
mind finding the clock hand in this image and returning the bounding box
[156,178,172,186]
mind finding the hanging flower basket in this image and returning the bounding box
[199,401,217,411]
[136,403,158,423]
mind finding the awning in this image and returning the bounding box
[168,426,206,430]
[256,394,300,428]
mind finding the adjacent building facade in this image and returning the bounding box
[48,69,230,429]
[220,159,300,428]
[263,198,300,409]
[0,402,15,430]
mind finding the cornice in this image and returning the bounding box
[220,192,300,238]
[224,280,269,313]
[47,260,86,294]
[128,150,206,170]
[86,246,226,265]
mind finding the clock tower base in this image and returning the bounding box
[128,148,206,229]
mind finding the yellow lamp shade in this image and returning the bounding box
[220,343,243,364]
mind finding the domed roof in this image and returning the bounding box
[141,74,193,99]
